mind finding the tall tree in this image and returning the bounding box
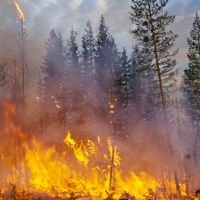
[66,27,83,131]
[14,1,29,108]
[129,46,144,123]
[36,71,44,134]
[81,20,96,99]
[95,15,125,190]
[130,0,180,197]
[41,29,66,125]
[130,0,178,106]
[95,15,120,118]
[184,12,200,121]
[113,48,132,139]
[80,20,96,126]
[11,57,21,104]
[183,12,200,191]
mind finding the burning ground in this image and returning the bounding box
[0,100,190,199]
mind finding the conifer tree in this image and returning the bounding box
[36,71,44,134]
[129,46,144,122]
[183,12,200,191]
[41,29,66,124]
[95,15,124,190]
[66,27,83,131]
[11,57,21,104]
[115,48,130,108]
[15,5,29,108]
[80,21,96,125]
[130,0,180,196]
[184,12,200,121]
[130,0,178,105]
[95,15,120,117]
[67,27,79,76]
[95,15,111,95]
[81,20,96,98]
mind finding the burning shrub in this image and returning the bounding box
[9,183,38,200]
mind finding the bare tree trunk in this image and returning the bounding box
[176,99,182,146]
[109,127,116,190]
[193,120,199,191]
[20,19,25,109]
[156,127,165,190]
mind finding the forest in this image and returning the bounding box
[0,0,200,199]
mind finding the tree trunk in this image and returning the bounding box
[147,0,182,198]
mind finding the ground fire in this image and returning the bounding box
[0,101,189,199]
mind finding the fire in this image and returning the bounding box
[1,101,189,199]
[26,133,162,199]
[3,101,27,144]
[14,1,25,22]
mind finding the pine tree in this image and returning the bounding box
[11,57,21,104]
[80,20,96,126]
[133,43,159,122]
[66,27,83,131]
[115,48,130,109]
[130,0,178,105]
[15,2,29,108]
[184,12,200,121]
[130,0,180,196]
[95,15,111,95]
[41,29,66,124]
[95,15,125,190]
[129,46,144,123]
[67,27,79,76]
[183,12,200,191]
[81,20,96,99]
[95,15,120,118]
[36,71,44,134]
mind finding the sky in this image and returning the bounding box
[0,0,200,98]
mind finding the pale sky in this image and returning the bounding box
[0,0,200,97]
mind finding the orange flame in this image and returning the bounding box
[14,1,25,22]
[1,101,188,199]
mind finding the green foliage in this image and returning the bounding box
[41,29,67,123]
[184,12,200,120]
[95,15,121,118]
[130,0,179,98]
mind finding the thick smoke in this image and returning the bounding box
[0,0,200,199]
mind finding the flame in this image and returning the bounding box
[26,132,163,199]
[1,101,189,199]
[3,101,27,143]
[14,1,25,22]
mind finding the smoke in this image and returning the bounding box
[0,0,200,198]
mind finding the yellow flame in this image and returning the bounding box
[14,1,25,22]
[1,102,189,199]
